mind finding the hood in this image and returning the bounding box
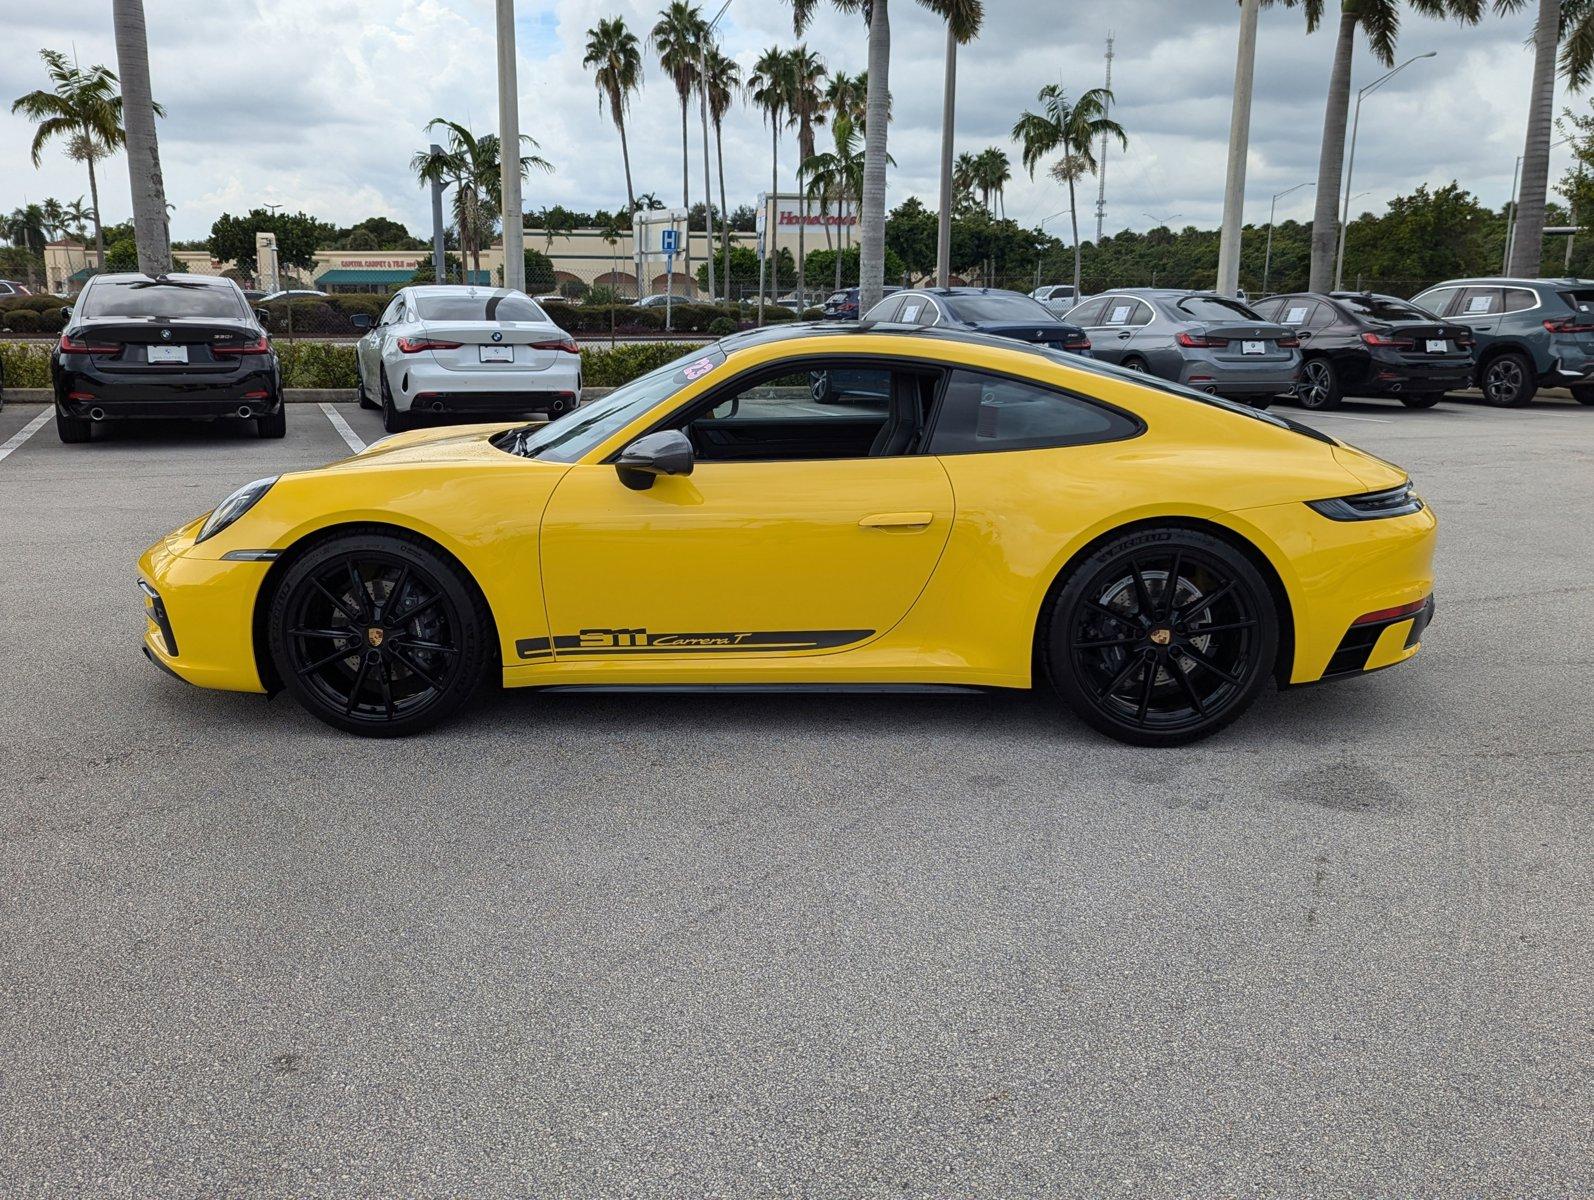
[1332,443,1409,492]
[320,422,525,471]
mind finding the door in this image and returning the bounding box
[1095,297,1153,365]
[361,294,406,382]
[1449,286,1503,349]
[537,359,954,663]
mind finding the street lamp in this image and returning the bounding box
[1336,50,1437,290]
[1142,213,1182,287]
[698,0,732,303]
[1503,136,1570,273]
[1262,182,1312,294]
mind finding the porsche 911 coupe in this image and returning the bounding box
[138,325,1436,746]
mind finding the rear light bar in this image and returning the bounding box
[211,336,270,356]
[396,336,463,353]
[1062,335,1091,351]
[1307,481,1424,522]
[1351,597,1430,627]
[59,333,119,354]
[530,336,581,355]
[1361,331,1415,349]
[1175,331,1228,348]
[1543,316,1594,334]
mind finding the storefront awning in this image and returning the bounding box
[315,268,492,285]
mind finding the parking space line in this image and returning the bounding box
[1302,412,1391,424]
[320,403,366,453]
[0,410,51,463]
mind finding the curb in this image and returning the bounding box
[4,386,622,405]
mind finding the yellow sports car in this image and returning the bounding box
[138,325,1436,746]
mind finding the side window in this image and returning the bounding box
[894,296,925,324]
[1456,286,1503,316]
[1101,298,1140,326]
[928,369,1139,455]
[1250,298,1282,321]
[870,295,906,323]
[1127,300,1154,326]
[379,296,405,325]
[1303,302,1337,331]
[916,300,943,327]
[1502,287,1537,313]
[1411,287,1456,317]
[1067,297,1110,327]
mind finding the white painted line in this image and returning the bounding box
[319,402,365,453]
[0,410,51,463]
[1301,412,1391,424]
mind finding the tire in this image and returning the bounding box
[380,367,409,433]
[268,531,492,737]
[356,361,377,410]
[55,406,91,444]
[1122,356,1149,374]
[1479,352,1537,407]
[1399,392,1443,409]
[1295,357,1342,410]
[1043,527,1279,747]
[1571,383,1594,406]
[255,407,286,438]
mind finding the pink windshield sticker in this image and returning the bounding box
[683,357,717,381]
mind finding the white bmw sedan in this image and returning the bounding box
[351,285,582,433]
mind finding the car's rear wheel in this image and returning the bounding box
[1296,357,1342,409]
[1570,383,1594,405]
[1400,392,1443,409]
[55,406,91,444]
[1044,528,1278,746]
[1122,355,1149,374]
[380,367,409,434]
[355,362,378,410]
[1479,352,1536,407]
[268,533,492,737]
[256,407,286,438]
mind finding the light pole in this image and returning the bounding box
[1143,213,1182,287]
[496,0,525,292]
[697,0,732,304]
[1263,182,1312,294]
[1504,136,1570,273]
[1335,51,1436,290]
[1215,0,1260,297]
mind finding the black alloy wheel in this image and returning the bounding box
[1046,529,1278,746]
[356,361,378,410]
[1296,357,1342,410]
[1479,352,1536,407]
[269,533,491,736]
[380,367,410,433]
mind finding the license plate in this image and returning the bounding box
[148,345,188,364]
[1241,340,1266,356]
[1426,339,1447,353]
[478,344,514,363]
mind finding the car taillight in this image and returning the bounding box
[1276,334,1300,348]
[211,336,270,356]
[1176,331,1228,348]
[529,336,581,355]
[1454,332,1474,348]
[396,336,463,353]
[1307,481,1425,522]
[1361,331,1415,349]
[59,333,119,354]
[1063,335,1091,350]
[1543,316,1594,333]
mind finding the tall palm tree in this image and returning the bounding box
[113,0,171,275]
[583,17,644,291]
[749,47,794,306]
[826,71,867,127]
[64,197,93,242]
[39,198,66,242]
[3,205,47,290]
[412,120,550,283]
[1497,0,1594,275]
[922,0,984,286]
[786,46,828,307]
[1014,85,1127,298]
[703,46,742,301]
[804,114,877,291]
[651,2,706,294]
[972,147,1010,216]
[953,151,980,208]
[11,49,152,271]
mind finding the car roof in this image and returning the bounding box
[1424,277,1594,288]
[403,284,526,297]
[89,272,235,287]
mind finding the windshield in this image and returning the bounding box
[1175,295,1260,321]
[1338,294,1432,322]
[415,291,547,322]
[81,280,245,320]
[948,294,1055,323]
[496,345,728,463]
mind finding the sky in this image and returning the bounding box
[0,0,1564,246]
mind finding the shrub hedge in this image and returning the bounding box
[0,342,51,388]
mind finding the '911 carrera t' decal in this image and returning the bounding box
[515,628,873,660]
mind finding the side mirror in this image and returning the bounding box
[615,430,694,491]
[255,307,272,326]
[61,306,73,322]
[349,312,374,330]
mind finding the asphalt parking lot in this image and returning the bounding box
[0,394,1589,1197]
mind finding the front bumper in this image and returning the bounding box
[138,519,270,693]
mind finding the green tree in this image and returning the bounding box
[704,45,742,303]
[412,120,551,283]
[2,205,48,290]
[749,47,795,306]
[785,45,828,304]
[208,209,330,275]
[885,196,938,279]
[524,247,557,293]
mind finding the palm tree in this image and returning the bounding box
[39,198,66,242]
[1498,0,1594,275]
[651,2,706,294]
[1014,85,1127,298]
[786,46,828,307]
[64,197,93,242]
[412,120,550,283]
[803,114,874,291]
[973,147,1010,216]
[703,46,742,301]
[583,16,644,297]
[826,71,867,127]
[953,151,980,208]
[749,47,794,307]
[922,0,984,286]
[3,205,47,291]
[113,0,171,275]
[11,49,153,271]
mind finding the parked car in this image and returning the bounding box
[1407,276,1594,406]
[51,272,282,443]
[258,289,329,304]
[1248,291,1475,410]
[351,285,581,434]
[0,279,33,299]
[863,287,1092,356]
[821,286,902,321]
[1031,284,1079,316]
[1063,289,1299,407]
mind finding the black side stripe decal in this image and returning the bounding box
[515,628,873,661]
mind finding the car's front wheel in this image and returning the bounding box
[1296,358,1342,410]
[55,406,91,444]
[1479,352,1536,407]
[1044,528,1278,746]
[268,532,493,736]
[1570,383,1594,406]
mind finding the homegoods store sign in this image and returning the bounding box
[759,194,859,236]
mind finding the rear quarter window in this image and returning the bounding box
[928,369,1140,455]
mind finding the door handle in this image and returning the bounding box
[1116,331,1132,338]
[859,511,934,529]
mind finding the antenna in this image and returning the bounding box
[1095,31,1114,243]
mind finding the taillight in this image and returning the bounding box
[59,333,119,354]
[396,336,463,353]
[1276,334,1300,348]
[1176,331,1228,348]
[1361,331,1415,349]
[1454,332,1474,348]
[1351,597,1430,626]
[1307,481,1425,522]
[1543,316,1594,333]
[1062,335,1091,351]
[529,336,581,355]
[211,336,270,356]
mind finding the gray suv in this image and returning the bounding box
[1410,277,1594,406]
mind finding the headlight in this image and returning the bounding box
[196,476,278,543]
[1307,481,1424,521]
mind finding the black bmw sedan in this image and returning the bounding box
[52,273,284,443]
[861,287,1092,356]
[1250,290,1474,410]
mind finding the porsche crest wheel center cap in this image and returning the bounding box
[366,627,385,648]
[1148,627,1172,646]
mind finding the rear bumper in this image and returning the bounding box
[1366,352,1474,392]
[56,363,281,418]
[392,357,580,415]
[402,390,580,417]
[1315,595,1435,681]
[1179,359,1299,397]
